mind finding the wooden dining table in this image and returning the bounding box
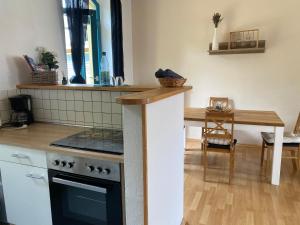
[184,108,285,186]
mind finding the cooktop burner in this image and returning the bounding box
[51,128,123,155]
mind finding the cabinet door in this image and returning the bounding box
[0,161,52,225]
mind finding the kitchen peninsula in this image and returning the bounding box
[0,84,192,225]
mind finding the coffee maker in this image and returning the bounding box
[9,95,34,127]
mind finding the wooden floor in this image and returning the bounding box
[184,139,300,225]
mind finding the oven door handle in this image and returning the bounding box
[52,177,107,194]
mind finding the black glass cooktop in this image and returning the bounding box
[51,128,124,155]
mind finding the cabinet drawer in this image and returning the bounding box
[0,145,47,168]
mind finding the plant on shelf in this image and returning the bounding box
[211,12,223,51]
[36,47,59,71]
[212,12,223,28]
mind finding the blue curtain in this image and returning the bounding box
[65,0,89,84]
[111,0,124,79]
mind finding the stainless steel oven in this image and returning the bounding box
[47,153,123,225]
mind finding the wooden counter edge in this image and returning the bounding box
[0,142,124,163]
[116,86,192,105]
[184,117,285,127]
[16,84,156,92]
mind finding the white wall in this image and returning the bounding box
[146,94,184,225]
[121,0,134,84]
[0,0,66,90]
[131,0,300,144]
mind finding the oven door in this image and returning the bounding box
[48,170,122,225]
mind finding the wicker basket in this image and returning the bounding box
[32,71,58,84]
[158,78,187,87]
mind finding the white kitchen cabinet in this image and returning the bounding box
[0,160,52,225]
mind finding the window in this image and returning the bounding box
[62,0,114,85]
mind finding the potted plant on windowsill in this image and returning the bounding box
[37,47,59,71]
[30,47,60,84]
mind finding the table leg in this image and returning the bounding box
[184,125,186,149]
[271,126,284,185]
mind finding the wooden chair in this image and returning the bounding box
[200,96,230,141]
[203,111,236,184]
[209,97,229,108]
[261,112,300,176]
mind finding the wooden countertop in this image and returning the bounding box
[116,86,192,105]
[0,123,124,163]
[17,84,192,105]
[185,108,285,127]
[17,84,155,92]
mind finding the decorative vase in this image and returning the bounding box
[212,28,219,51]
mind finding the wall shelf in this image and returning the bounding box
[208,40,266,55]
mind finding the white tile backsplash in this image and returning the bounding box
[51,110,59,120]
[102,91,111,102]
[75,101,84,112]
[84,101,93,112]
[66,101,75,111]
[103,113,112,124]
[75,112,84,122]
[49,90,58,100]
[74,91,83,100]
[58,100,67,111]
[65,90,74,100]
[50,100,59,110]
[43,100,51,110]
[92,91,101,102]
[83,91,92,101]
[58,90,66,100]
[93,112,103,124]
[102,102,112,113]
[67,111,75,121]
[17,88,124,129]
[84,112,93,123]
[93,102,102,113]
[59,110,68,121]
[0,89,16,124]
[42,90,50,99]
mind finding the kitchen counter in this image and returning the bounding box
[0,123,124,163]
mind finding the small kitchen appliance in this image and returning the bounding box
[8,95,34,126]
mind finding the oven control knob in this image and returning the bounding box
[61,161,67,167]
[102,169,111,175]
[53,160,60,166]
[67,162,75,168]
[97,167,103,173]
[87,165,95,172]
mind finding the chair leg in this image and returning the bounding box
[229,149,235,184]
[261,141,266,167]
[203,148,207,182]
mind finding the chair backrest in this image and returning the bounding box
[203,111,235,145]
[294,112,300,134]
[209,97,229,108]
